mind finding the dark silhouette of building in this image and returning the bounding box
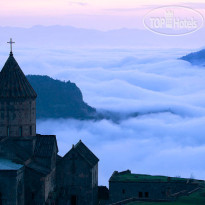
[0,52,37,138]
[106,170,202,204]
[98,186,109,204]
[0,50,99,205]
[57,140,99,205]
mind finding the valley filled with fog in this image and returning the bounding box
[1,47,205,185]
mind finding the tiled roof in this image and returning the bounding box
[0,137,32,163]
[0,52,37,98]
[74,140,99,167]
[27,161,50,176]
[0,158,23,170]
[34,134,58,158]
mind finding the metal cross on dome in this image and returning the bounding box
[7,38,15,53]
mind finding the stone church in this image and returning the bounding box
[0,47,99,205]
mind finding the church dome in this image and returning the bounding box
[0,53,37,99]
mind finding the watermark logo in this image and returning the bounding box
[144,6,204,36]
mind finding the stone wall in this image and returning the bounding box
[0,98,36,137]
[0,167,24,205]
[0,137,35,163]
[25,167,45,205]
[57,149,98,205]
[45,168,56,202]
[109,180,199,203]
[13,137,36,157]
[91,164,98,205]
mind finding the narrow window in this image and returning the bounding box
[1,112,4,120]
[7,127,10,136]
[0,192,2,205]
[122,189,125,194]
[30,126,32,135]
[19,127,22,136]
[31,192,35,200]
[71,195,77,205]
[139,192,143,198]
[145,192,149,198]
[166,188,171,197]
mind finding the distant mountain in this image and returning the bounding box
[180,49,205,66]
[0,25,205,48]
[27,75,96,119]
[26,75,186,122]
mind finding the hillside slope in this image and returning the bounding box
[27,75,96,119]
[180,49,205,66]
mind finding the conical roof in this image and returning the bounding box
[0,52,37,99]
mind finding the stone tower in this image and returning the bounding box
[0,51,37,137]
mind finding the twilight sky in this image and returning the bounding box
[1,0,205,30]
[1,0,205,186]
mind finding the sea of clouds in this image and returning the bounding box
[1,47,205,186]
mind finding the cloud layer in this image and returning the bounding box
[37,113,205,186]
[2,47,202,185]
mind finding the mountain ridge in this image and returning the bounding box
[27,75,96,119]
[180,49,205,66]
[0,25,204,48]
